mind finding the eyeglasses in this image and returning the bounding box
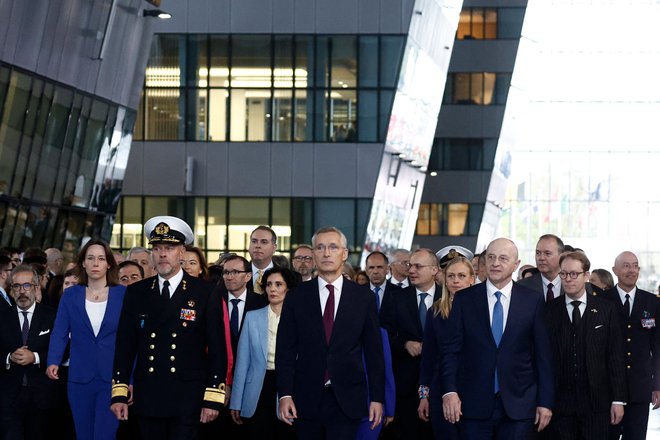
[222,270,250,277]
[11,283,35,291]
[313,244,343,253]
[405,263,436,270]
[558,271,586,280]
[293,256,313,262]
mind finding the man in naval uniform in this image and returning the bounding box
[110,216,227,439]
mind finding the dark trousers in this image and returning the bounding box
[386,393,433,439]
[551,411,609,440]
[138,414,200,440]
[246,370,295,439]
[459,394,534,440]
[609,402,649,440]
[430,394,458,440]
[1,386,47,440]
[295,386,360,440]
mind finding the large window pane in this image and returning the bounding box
[187,88,207,141]
[274,36,294,88]
[145,88,183,140]
[330,36,357,88]
[0,72,31,197]
[457,10,472,39]
[295,36,313,88]
[358,90,377,142]
[228,198,268,251]
[294,90,313,141]
[330,89,357,142]
[448,204,469,236]
[209,35,229,87]
[484,9,498,39]
[208,89,228,141]
[272,198,291,251]
[291,198,313,246]
[207,197,227,251]
[359,36,378,88]
[231,35,272,88]
[12,79,45,199]
[187,35,208,87]
[230,89,271,141]
[314,199,355,249]
[498,8,525,39]
[272,90,293,141]
[380,36,405,88]
[147,35,185,88]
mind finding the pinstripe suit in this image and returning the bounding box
[546,294,627,439]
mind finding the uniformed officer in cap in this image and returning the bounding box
[110,216,227,439]
[434,245,474,286]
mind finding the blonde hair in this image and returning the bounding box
[432,256,475,319]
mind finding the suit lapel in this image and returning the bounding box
[97,286,119,338]
[76,288,96,336]
[331,283,354,346]
[257,307,268,361]
[310,281,326,346]
[27,305,42,342]
[406,287,423,334]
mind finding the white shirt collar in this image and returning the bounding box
[229,289,248,302]
[565,290,587,306]
[486,279,513,298]
[616,285,636,304]
[415,284,436,297]
[370,282,386,291]
[252,261,274,277]
[158,268,184,296]
[541,274,561,290]
[17,300,36,315]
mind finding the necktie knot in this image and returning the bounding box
[230,298,240,306]
[625,294,630,300]
[571,300,581,309]
[546,283,554,302]
[494,291,502,301]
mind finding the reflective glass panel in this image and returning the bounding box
[145,88,183,140]
[229,89,272,141]
[231,35,272,88]
[208,89,228,141]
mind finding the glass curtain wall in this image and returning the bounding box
[135,34,406,143]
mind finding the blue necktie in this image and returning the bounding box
[419,293,429,330]
[230,298,240,337]
[492,291,503,393]
[373,287,381,311]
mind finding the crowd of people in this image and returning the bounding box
[0,218,658,440]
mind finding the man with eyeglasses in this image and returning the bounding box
[277,226,385,439]
[387,248,440,439]
[441,238,554,439]
[602,251,660,440]
[545,251,626,439]
[0,255,14,311]
[518,234,565,304]
[292,245,315,282]
[118,260,144,287]
[248,226,278,294]
[0,264,57,439]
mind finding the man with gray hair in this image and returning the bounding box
[389,249,411,288]
[44,248,64,278]
[127,246,155,278]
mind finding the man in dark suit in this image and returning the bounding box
[365,251,400,327]
[387,249,440,439]
[388,249,410,288]
[518,234,565,303]
[277,226,385,439]
[111,216,227,440]
[547,251,626,439]
[0,264,57,439]
[602,251,660,440]
[442,238,554,439]
[248,225,278,294]
[0,254,14,311]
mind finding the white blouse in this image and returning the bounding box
[85,299,107,337]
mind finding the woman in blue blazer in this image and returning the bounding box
[47,239,125,440]
[229,267,297,439]
[418,255,475,440]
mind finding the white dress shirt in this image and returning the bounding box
[416,284,436,310]
[158,269,184,298]
[6,302,40,367]
[252,261,274,288]
[318,276,343,318]
[228,289,248,329]
[616,285,636,307]
[564,291,587,322]
[370,282,386,305]
[486,279,512,327]
[541,274,561,299]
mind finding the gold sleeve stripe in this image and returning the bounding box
[204,387,226,404]
[111,384,129,398]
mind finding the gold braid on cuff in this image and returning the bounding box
[111,383,129,399]
[203,383,226,404]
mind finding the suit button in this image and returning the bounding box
[170,367,176,373]
[149,356,154,361]
[171,344,176,349]
[150,332,156,338]
[627,338,631,342]
[148,367,154,373]
[170,356,175,361]
[627,324,631,329]
[172,333,177,338]
[627,352,631,356]
[149,344,155,349]
[627,365,631,369]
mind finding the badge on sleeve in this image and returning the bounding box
[180,308,196,321]
[641,310,655,329]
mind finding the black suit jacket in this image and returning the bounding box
[276,278,385,420]
[547,294,627,415]
[602,286,660,403]
[387,284,441,396]
[376,281,400,330]
[222,289,268,356]
[112,272,228,416]
[0,289,14,311]
[0,304,57,409]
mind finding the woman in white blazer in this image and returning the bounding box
[229,267,298,439]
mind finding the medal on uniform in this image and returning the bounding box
[641,310,655,329]
[188,300,195,307]
[180,308,196,321]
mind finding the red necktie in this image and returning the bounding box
[546,283,554,303]
[322,284,335,383]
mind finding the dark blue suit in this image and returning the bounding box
[441,282,554,439]
[276,278,385,438]
[48,284,126,440]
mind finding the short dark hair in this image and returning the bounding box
[366,251,389,265]
[538,234,565,254]
[184,245,208,279]
[0,254,11,270]
[260,267,299,293]
[76,239,119,286]
[118,260,144,278]
[251,225,277,244]
[559,251,591,272]
[223,255,250,272]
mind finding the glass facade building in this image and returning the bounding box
[0,63,135,252]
